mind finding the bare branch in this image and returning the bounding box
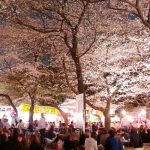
[75,2,89,32]
[15,18,61,33]
[108,0,150,29]
[79,29,97,58]
[63,32,72,50]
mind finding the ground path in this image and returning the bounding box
[125,148,150,150]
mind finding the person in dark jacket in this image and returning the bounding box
[0,131,14,150]
[105,128,123,150]
[130,128,143,148]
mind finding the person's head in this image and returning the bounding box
[3,130,9,139]
[17,134,24,142]
[131,128,137,133]
[19,119,22,123]
[108,128,116,137]
[101,128,107,134]
[30,133,41,144]
[49,124,54,131]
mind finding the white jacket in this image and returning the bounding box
[85,137,98,150]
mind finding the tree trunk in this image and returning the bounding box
[72,55,86,130]
[29,99,34,124]
[146,98,150,119]
[28,92,35,124]
[58,108,68,125]
[0,94,18,117]
[104,110,111,130]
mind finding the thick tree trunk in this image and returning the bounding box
[72,56,84,94]
[28,93,35,124]
[104,97,111,130]
[146,99,150,119]
[104,111,111,130]
[29,99,34,124]
[72,55,86,130]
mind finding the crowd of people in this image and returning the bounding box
[0,113,150,150]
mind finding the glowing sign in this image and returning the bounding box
[21,104,58,114]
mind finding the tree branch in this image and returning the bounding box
[15,18,61,33]
[79,29,97,58]
[108,0,150,29]
[86,99,104,112]
[148,6,150,23]
[63,32,72,50]
[0,94,18,116]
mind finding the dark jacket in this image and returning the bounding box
[105,136,123,150]
[29,142,44,150]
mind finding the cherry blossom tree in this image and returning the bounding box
[108,0,150,29]
[0,0,149,129]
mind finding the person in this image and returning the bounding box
[29,134,44,150]
[48,134,63,150]
[14,134,27,150]
[45,125,56,144]
[97,128,109,147]
[79,129,90,150]
[92,122,98,132]
[105,128,123,150]
[85,131,98,150]
[0,119,3,128]
[17,119,24,134]
[38,113,46,144]
[130,128,143,148]
[3,119,11,129]
[0,130,13,150]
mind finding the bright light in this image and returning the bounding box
[126,115,133,122]
[110,109,115,115]
[112,115,120,122]
[141,109,146,115]
[121,110,126,115]
[62,109,69,113]
[138,113,142,118]
[89,114,97,122]
[93,110,96,115]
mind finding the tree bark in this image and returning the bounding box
[103,97,111,130]
[57,107,68,125]
[29,100,34,124]
[28,93,35,124]
[146,97,150,119]
[104,110,111,130]
[0,94,18,116]
[39,102,69,125]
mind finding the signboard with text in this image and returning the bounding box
[76,94,84,130]
[21,104,58,114]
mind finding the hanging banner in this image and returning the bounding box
[76,94,84,130]
[21,104,58,114]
